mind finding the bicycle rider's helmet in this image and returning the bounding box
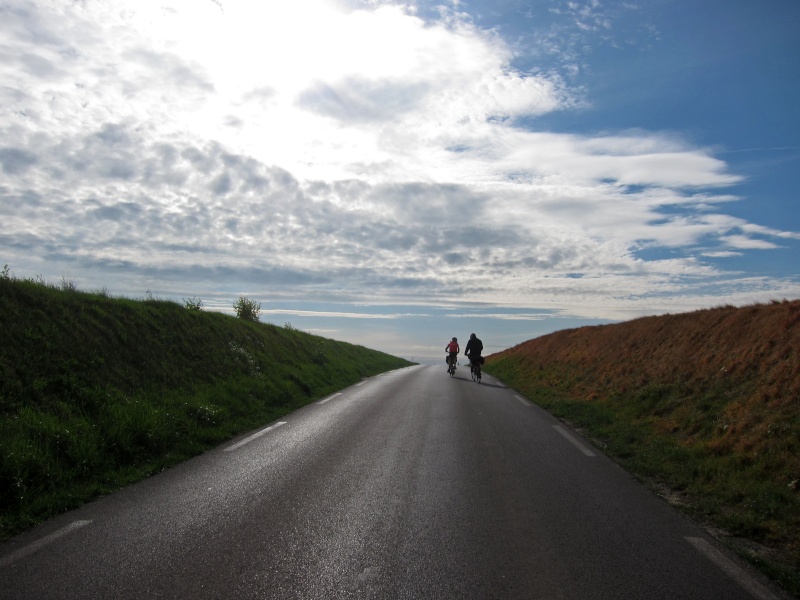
[452,337,457,341]
[470,333,476,339]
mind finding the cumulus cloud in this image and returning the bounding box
[1,0,798,353]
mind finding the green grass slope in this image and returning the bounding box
[485,300,800,597]
[0,276,411,539]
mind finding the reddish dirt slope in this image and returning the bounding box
[488,300,799,456]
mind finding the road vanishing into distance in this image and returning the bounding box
[0,365,787,599]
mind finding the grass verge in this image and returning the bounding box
[0,276,412,539]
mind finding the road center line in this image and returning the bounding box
[224,422,287,452]
[318,392,342,405]
[553,425,596,457]
[0,520,92,568]
[514,395,530,406]
[685,537,778,600]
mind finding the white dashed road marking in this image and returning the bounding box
[553,425,596,457]
[685,537,779,600]
[224,422,287,452]
[0,520,92,568]
[317,392,342,405]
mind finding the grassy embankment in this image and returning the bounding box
[0,275,411,540]
[485,300,800,597]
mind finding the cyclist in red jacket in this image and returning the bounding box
[445,337,459,372]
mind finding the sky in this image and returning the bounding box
[1,0,799,363]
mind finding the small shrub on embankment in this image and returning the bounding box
[0,275,411,539]
[485,300,800,596]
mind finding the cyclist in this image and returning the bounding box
[445,337,459,372]
[464,333,483,375]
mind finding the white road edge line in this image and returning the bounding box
[224,422,287,452]
[685,537,779,600]
[355,381,367,386]
[0,520,92,568]
[553,425,596,457]
[318,392,342,405]
[514,395,530,406]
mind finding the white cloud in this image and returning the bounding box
[721,235,780,250]
[447,313,551,321]
[702,251,743,258]
[1,0,798,359]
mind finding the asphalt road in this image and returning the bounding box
[0,365,786,599]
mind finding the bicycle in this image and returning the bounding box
[447,356,457,377]
[470,358,481,383]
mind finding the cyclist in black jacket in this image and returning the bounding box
[464,333,483,369]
